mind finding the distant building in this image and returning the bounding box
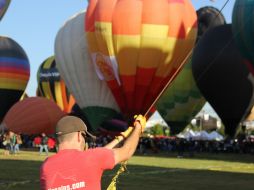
[194,114,219,131]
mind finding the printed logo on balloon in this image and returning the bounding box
[92,53,121,85]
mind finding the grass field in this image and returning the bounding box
[0,149,254,190]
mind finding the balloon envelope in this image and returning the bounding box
[100,119,128,132]
[192,24,254,136]
[156,60,206,135]
[232,0,254,68]
[196,6,226,41]
[0,36,30,120]
[0,0,11,21]
[85,0,197,118]
[70,103,93,131]
[3,97,66,135]
[37,56,75,113]
[55,11,120,131]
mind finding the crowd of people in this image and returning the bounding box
[137,135,254,156]
[0,131,22,155]
[88,134,254,156]
[0,131,54,155]
[1,130,254,157]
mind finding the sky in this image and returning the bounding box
[0,0,236,118]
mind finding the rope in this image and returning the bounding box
[106,161,128,190]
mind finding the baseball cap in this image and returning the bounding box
[56,116,96,139]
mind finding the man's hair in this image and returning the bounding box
[57,132,78,144]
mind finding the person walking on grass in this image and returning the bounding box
[15,134,22,154]
[40,115,146,190]
[39,133,49,156]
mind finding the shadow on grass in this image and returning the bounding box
[0,159,41,190]
[134,152,254,164]
[0,157,253,190]
[102,164,254,190]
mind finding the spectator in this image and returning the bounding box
[39,133,49,156]
[15,134,22,154]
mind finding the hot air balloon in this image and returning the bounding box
[196,6,226,41]
[156,6,226,135]
[85,0,197,119]
[0,36,30,121]
[192,24,254,136]
[232,0,254,70]
[156,61,206,134]
[37,56,75,113]
[55,11,120,131]
[3,97,66,135]
[0,0,11,21]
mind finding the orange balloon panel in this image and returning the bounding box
[3,97,66,135]
[86,0,197,117]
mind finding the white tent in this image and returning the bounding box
[208,131,224,141]
[177,129,196,140]
[177,129,224,141]
[146,111,168,128]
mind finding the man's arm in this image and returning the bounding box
[112,121,142,164]
[103,114,146,165]
[104,127,133,149]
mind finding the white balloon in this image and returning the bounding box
[55,11,120,128]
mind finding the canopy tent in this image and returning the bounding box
[177,129,223,141]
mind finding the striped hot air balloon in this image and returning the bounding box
[0,36,30,120]
[0,0,11,21]
[37,56,75,113]
[55,11,120,131]
[156,6,226,135]
[85,0,197,119]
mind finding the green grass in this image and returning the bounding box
[0,149,254,190]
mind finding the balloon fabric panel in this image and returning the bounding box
[0,38,30,91]
[54,81,65,110]
[37,56,74,113]
[55,11,120,131]
[59,80,75,113]
[232,0,254,68]
[3,97,66,135]
[156,60,206,135]
[196,6,226,41]
[85,0,197,118]
[0,89,23,120]
[0,36,30,120]
[0,0,10,21]
[38,56,55,101]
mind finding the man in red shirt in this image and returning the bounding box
[40,115,146,190]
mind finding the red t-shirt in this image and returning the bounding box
[40,148,115,190]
